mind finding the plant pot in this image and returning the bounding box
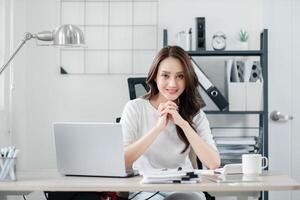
[239,41,249,50]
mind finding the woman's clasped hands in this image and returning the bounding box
[156,100,186,131]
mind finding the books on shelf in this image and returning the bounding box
[219,154,243,160]
[219,149,250,154]
[215,137,259,168]
[211,127,260,137]
[221,159,242,165]
[218,145,255,151]
[214,137,256,145]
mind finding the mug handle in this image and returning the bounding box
[262,156,268,169]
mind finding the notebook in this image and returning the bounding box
[214,164,243,174]
[204,174,262,183]
[53,122,137,177]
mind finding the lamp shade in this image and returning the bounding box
[52,24,85,47]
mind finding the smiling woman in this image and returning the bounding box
[120,46,220,200]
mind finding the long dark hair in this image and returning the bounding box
[144,46,202,153]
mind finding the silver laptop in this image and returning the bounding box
[53,122,137,177]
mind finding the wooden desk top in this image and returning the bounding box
[0,171,299,192]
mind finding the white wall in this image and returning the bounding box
[0,0,12,147]
[0,0,264,199]
[0,0,6,146]
[9,0,263,174]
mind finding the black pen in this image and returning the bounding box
[173,180,198,184]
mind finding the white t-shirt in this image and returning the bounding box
[120,98,217,172]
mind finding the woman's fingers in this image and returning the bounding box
[159,109,169,117]
[165,101,179,111]
[158,101,179,118]
[160,108,177,117]
[157,103,165,112]
[157,101,184,127]
[166,100,178,107]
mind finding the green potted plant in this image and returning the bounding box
[239,29,249,50]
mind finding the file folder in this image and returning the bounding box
[190,58,229,110]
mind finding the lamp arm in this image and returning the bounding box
[33,31,53,41]
[0,32,33,74]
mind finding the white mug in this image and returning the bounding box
[242,154,268,174]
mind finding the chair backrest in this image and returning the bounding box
[116,78,149,123]
[127,77,149,100]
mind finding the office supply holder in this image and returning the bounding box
[0,158,17,181]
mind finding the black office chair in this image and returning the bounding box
[116,77,149,123]
[127,77,149,100]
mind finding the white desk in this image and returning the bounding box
[0,171,299,200]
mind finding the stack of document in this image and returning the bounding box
[218,145,255,153]
[211,128,260,138]
[140,168,202,184]
[214,137,256,145]
[211,127,259,165]
[217,144,257,165]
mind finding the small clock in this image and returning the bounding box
[212,32,226,51]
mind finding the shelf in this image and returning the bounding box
[187,50,262,56]
[204,110,264,115]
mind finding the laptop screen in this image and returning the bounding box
[53,122,128,177]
